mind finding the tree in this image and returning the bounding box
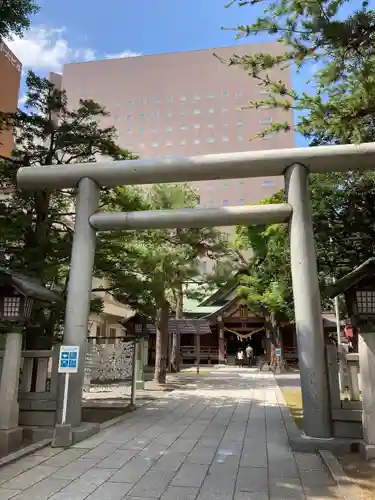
[236,170,375,323]
[97,183,234,383]
[0,70,137,344]
[0,0,39,39]
[220,0,375,144]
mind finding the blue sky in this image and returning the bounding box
[7,0,369,147]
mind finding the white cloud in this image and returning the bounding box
[104,50,141,59]
[7,25,140,73]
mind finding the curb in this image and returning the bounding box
[0,438,52,468]
[318,449,362,500]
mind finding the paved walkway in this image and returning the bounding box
[0,368,340,500]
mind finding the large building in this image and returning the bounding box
[0,40,21,157]
[60,42,294,209]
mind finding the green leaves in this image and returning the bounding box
[0,0,39,39]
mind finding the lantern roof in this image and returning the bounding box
[323,258,375,300]
[0,268,63,304]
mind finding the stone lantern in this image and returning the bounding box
[0,269,62,456]
[324,257,375,459]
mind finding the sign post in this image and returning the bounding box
[52,345,80,447]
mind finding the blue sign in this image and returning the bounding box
[58,346,80,373]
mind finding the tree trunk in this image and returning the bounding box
[171,284,183,372]
[270,311,288,372]
[154,298,169,384]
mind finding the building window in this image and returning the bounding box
[139,113,145,119]
[167,126,173,132]
[206,138,215,143]
[239,198,245,205]
[223,91,229,97]
[260,118,272,125]
[222,136,229,142]
[96,325,102,337]
[193,124,200,129]
[193,109,201,115]
[223,199,229,206]
[238,135,244,141]
[237,119,243,127]
[263,180,276,187]
[180,124,187,130]
[208,108,214,113]
[194,139,200,144]
[152,142,158,147]
[154,111,159,118]
[167,111,173,117]
[140,127,145,132]
[166,140,172,147]
[109,327,117,337]
[127,113,133,120]
[180,96,187,101]
[180,139,186,145]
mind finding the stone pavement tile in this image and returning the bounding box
[51,458,99,480]
[81,442,121,459]
[303,484,340,499]
[161,486,199,500]
[48,492,87,500]
[0,466,58,491]
[95,449,137,469]
[236,466,269,493]
[128,469,176,498]
[153,451,188,471]
[269,478,304,499]
[169,439,198,453]
[32,447,62,458]
[209,457,240,474]
[200,473,236,497]
[0,489,22,499]
[108,456,154,483]
[299,469,336,487]
[138,445,168,461]
[293,452,326,471]
[85,481,134,499]
[120,437,154,451]
[9,478,71,500]
[41,449,87,467]
[234,493,268,500]
[171,463,209,488]
[0,455,50,485]
[240,452,267,468]
[268,458,299,479]
[186,446,216,465]
[56,467,114,497]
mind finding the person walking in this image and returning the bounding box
[236,348,244,367]
[245,344,253,366]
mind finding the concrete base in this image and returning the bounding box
[52,422,100,448]
[359,442,375,460]
[289,434,360,454]
[0,427,23,458]
[52,424,72,448]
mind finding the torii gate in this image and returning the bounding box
[17,142,375,441]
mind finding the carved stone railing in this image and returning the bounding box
[0,347,59,430]
[326,345,362,439]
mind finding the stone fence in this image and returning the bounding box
[84,341,134,387]
[326,345,362,439]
